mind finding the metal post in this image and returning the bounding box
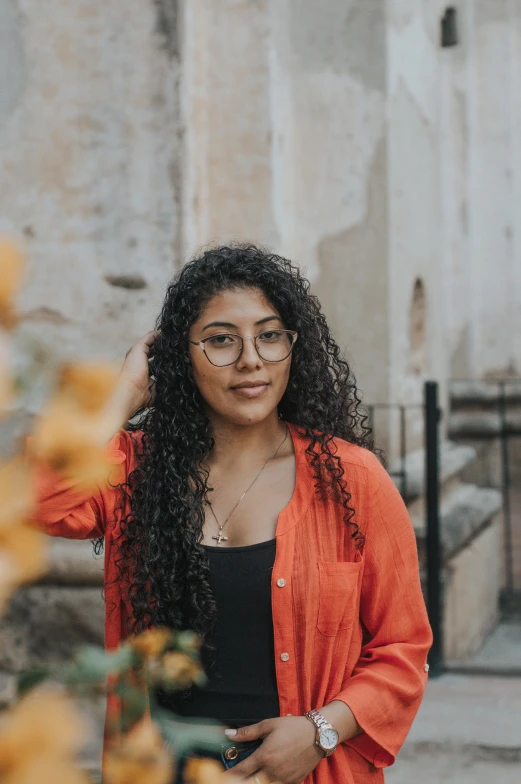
[425,381,443,675]
[498,381,514,598]
[400,405,407,500]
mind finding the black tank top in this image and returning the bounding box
[156,539,279,727]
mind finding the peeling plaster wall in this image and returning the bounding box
[387,0,447,446]
[182,0,389,405]
[278,0,389,405]
[442,0,521,380]
[0,0,180,363]
[181,0,278,251]
[468,0,520,378]
[1,0,519,426]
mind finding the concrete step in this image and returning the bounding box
[450,380,521,407]
[449,409,521,437]
[40,539,104,587]
[390,440,476,503]
[414,483,502,558]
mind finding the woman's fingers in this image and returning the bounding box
[223,749,262,779]
[225,720,270,743]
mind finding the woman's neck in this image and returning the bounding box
[207,412,288,468]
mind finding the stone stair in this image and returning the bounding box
[448,379,521,609]
[390,440,502,661]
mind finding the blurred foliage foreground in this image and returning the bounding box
[0,238,243,784]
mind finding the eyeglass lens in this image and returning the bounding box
[204,330,295,367]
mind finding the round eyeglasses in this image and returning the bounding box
[189,329,298,367]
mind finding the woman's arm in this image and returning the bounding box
[31,430,129,540]
[31,331,157,540]
[332,451,433,768]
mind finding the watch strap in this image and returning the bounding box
[304,708,333,732]
[304,709,338,757]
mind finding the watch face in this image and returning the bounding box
[319,727,339,750]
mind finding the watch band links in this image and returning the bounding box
[304,709,338,757]
[305,708,330,731]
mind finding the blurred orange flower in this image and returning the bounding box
[0,460,47,610]
[183,757,225,784]
[0,687,87,779]
[0,237,24,330]
[162,652,204,690]
[104,719,173,784]
[1,758,90,784]
[28,361,121,487]
[130,628,173,660]
[0,329,14,411]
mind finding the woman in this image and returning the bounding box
[36,245,432,784]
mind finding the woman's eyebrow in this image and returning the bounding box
[201,315,281,332]
[202,321,237,332]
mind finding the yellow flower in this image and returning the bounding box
[0,687,86,772]
[28,361,121,487]
[0,459,32,530]
[162,652,204,690]
[130,628,173,660]
[0,238,24,330]
[2,758,90,784]
[104,719,173,784]
[0,328,14,411]
[183,757,225,784]
[58,363,120,414]
[0,460,47,610]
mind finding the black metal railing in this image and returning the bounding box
[449,377,521,609]
[368,382,443,675]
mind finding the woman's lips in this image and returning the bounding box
[231,383,269,399]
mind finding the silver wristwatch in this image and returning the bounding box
[304,709,339,757]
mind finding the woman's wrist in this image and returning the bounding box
[104,380,143,433]
[318,700,362,744]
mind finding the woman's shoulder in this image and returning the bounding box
[290,424,385,483]
[330,436,383,472]
[106,429,144,468]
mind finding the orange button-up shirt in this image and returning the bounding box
[35,423,432,783]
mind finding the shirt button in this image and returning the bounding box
[277,578,286,587]
[280,652,290,662]
[424,664,430,673]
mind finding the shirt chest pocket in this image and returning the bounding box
[317,559,362,637]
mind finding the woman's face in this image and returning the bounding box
[188,287,293,426]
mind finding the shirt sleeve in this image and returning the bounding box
[31,430,133,540]
[334,451,433,768]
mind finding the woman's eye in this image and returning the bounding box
[258,330,282,342]
[206,334,236,346]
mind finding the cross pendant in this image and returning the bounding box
[212,529,228,545]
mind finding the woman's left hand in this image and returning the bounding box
[223,716,324,783]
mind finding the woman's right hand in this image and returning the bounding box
[113,330,158,421]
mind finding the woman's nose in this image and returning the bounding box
[236,336,263,369]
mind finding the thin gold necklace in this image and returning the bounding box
[207,426,289,545]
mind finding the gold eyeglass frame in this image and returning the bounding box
[189,329,298,367]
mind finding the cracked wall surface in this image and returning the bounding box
[1,0,519,416]
[0,0,181,366]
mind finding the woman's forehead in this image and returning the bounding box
[195,288,281,327]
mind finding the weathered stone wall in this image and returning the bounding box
[2,0,520,435]
[181,0,391,407]
[0,0,181,696]
[0,0,181,367]
[441,0,521,380]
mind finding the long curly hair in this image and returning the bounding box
[114,244,375,637]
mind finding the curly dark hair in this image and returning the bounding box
[112,244,375,638]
